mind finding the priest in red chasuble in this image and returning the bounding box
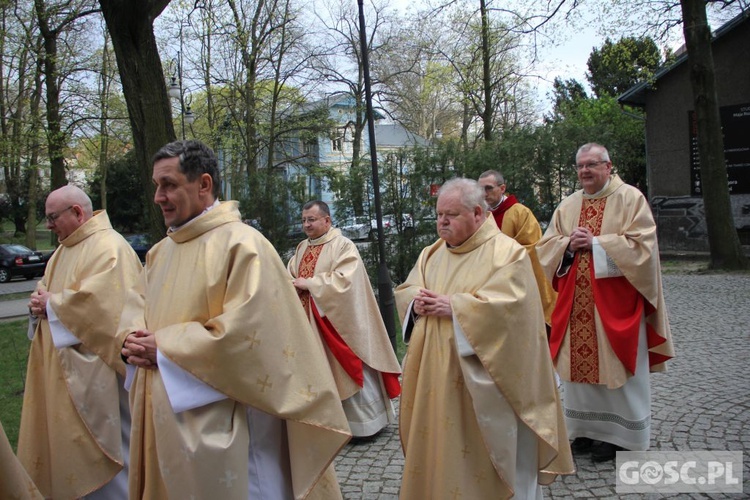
[288,200,401,437]
[478,169,557,327]
[536,142,674,462]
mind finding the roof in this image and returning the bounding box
[374,123,430,148]
[618,9,750,107]
[291,93,385,120]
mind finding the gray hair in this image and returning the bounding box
[576,143,610,163]
[152,140,222,198]
[479,169,505,186]
[438,178,487,212]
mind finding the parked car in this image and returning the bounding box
[370,214,415,239]
[0,244,47,283]
[125,234,153,263]
[339,216,371,241]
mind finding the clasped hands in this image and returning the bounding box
[28,290,49,319]
[122,330,158,369]
[413,289,452,318]
[568,226,594,252]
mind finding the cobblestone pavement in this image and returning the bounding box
[334,271,750,499]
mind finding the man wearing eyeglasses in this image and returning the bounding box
[288,200,401,438]
[478,170,557,329]
[20,184,142,499]
[119,141,349,499]
[537,143,674,462]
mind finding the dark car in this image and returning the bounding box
[0,244,47,283]
[125,234,153,263]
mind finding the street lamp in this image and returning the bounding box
[167,54,196,140]
[166,21,196,140]
[358,0,397,353]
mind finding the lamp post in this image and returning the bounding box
[357,0,397,353]
[166,22,195,140]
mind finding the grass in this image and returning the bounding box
[0,319,29,452]
[0,221,56,251]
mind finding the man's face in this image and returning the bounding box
[478,176,506,207]
[436,191,482,247]
[152,156,207,228]
[301,206,331,240]
[45,195,82,241]
[576,148,612,194]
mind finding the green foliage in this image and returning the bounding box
[586,36,662,98]
[88,150,149,234]
[0,319,29,451]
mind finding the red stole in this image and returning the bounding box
[550,198,642,382]
[296,243,401,398]
[490,194,518,229]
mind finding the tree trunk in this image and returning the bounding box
[479,0,492,142]
[679,0,748,269]
[99,0,172,241]
[34,0,67,190]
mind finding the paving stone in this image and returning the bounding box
[333,271,750,498]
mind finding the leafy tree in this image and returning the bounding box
[586,36,662,98]
[679,0,747,269]
[88,150,148,234]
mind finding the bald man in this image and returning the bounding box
[19,185,143,499]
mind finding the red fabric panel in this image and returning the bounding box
[311,300,364,387]
[590,271,642,375]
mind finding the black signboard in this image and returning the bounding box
[690,102,750,195]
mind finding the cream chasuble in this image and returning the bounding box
[498,203,558,326]
[1,420,42,499]
[288,228,401,435]
[18,210,142,499]
[536,175,674,388]
[395,218,574,499]
[119,201,349,500]
[287,228,401,395]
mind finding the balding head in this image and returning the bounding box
[45,185,94,241]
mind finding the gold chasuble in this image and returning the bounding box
[536,175,674,389]
[287,228,401,400]
[395,218,573,499]
[18,210,142,499]
[492,201,558,326]
[1,420,42,499]
[119,201,350,500]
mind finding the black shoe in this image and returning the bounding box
[591,442,624,462]
[570,437,594,453]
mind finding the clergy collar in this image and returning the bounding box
[489,194,507,211]
[582,178,611,199]
[168,198,220,233]
[308,227,340,246]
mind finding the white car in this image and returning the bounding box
[339,216,371,240]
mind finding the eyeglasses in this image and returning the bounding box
[45,206,75,224]
[301,216,327,224]
[574,160,608,171]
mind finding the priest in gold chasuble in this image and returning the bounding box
[2,420,42,499]
[120,141,350,500]
[288,200,401,437]
[395,179,573,500]
[20,185,143,499]
[536,143,674,462]
[478,170,558,327]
